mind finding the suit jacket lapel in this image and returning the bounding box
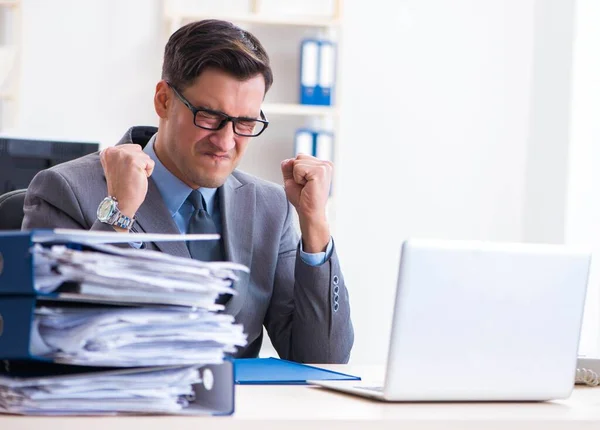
[134,178,191,258]
[221,174,255,317]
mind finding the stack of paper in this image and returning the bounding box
[33,242,247,308]
[0,231,247,415]
[0,365,203,415]
[31,306,247,366]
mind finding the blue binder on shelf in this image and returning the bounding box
[317,40,336,106]
[234,358,360,385]
[294,129,334,163]
[294,128,316,156]
[300,39,336,106]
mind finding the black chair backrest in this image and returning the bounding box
[0,189,27,230]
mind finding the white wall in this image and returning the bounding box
[521,0,575,244]
[14,0,162,144]
[336,0,540,364]
[10,0,596,363]
[565,0,600,357]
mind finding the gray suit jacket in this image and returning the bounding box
[22,126,353,363]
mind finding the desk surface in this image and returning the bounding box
[2,365,600,430]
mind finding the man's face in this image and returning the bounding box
[154,68,266,189]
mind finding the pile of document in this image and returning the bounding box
[0,231,247,415]
[33,242,245,308]
[0,364,203,415]
[32,306,246,366]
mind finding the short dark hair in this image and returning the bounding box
[162,19,273,93]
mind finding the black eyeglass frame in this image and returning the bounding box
[167,82,269,137]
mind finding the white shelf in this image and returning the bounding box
[0,92,14,100]
[262,103,338,116]
[0,1,19,7]
[172,13,339,28]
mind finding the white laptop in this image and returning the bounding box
[311,239,591,401]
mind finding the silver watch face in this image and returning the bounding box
[97,198,115,222]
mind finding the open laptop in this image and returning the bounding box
[310,239,591,401]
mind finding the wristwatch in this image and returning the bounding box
[96,196,135,230]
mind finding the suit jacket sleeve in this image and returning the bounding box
[264,200,354,364]
[22,168,114,232]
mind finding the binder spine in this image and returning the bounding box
[300,39,319,105]
[0,296,36,359]
[0,233,35,295]
[191,360,235,415]
[317,40,336,106]
[294,129,316,157]
[315,131,334,162]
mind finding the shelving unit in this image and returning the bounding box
[261,103,339,117]
[0,0,21,131]
[166,13,340,28]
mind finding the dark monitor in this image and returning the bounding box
[0,137,100,194]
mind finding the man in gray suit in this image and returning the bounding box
[22,20,353,363]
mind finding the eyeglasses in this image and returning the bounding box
[167,82,269,137]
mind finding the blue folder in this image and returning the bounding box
[299,39,336,106]
[233,357,360,385]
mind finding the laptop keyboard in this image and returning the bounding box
[357,386,384,392]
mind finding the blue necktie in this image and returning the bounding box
[186,190,229,305]
[186,190,224,262]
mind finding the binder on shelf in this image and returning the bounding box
[315,130,334,162]
[294,129,334,163]
[300,39,319,105]
[300,39,336,106]
[294,128,315,156]
[318,40,336,106]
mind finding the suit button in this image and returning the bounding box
[332,275,339,285]
[333,302,339,312]
[333,285,340,295]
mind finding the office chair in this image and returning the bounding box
[0,189,27,230]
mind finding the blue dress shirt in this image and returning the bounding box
[142,135,332,266]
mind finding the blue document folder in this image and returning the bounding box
[233,358,360,385]
[299,39,336,106]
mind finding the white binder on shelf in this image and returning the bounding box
[315,131,334,162]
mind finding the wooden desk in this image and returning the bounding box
[2,365,600,430]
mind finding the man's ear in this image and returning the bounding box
[154,80,170,119]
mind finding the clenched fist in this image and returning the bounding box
[100,144,155,219]
[281,154,332,253]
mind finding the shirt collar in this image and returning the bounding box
[143,134,218,216]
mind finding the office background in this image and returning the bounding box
[1,0,599,364]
